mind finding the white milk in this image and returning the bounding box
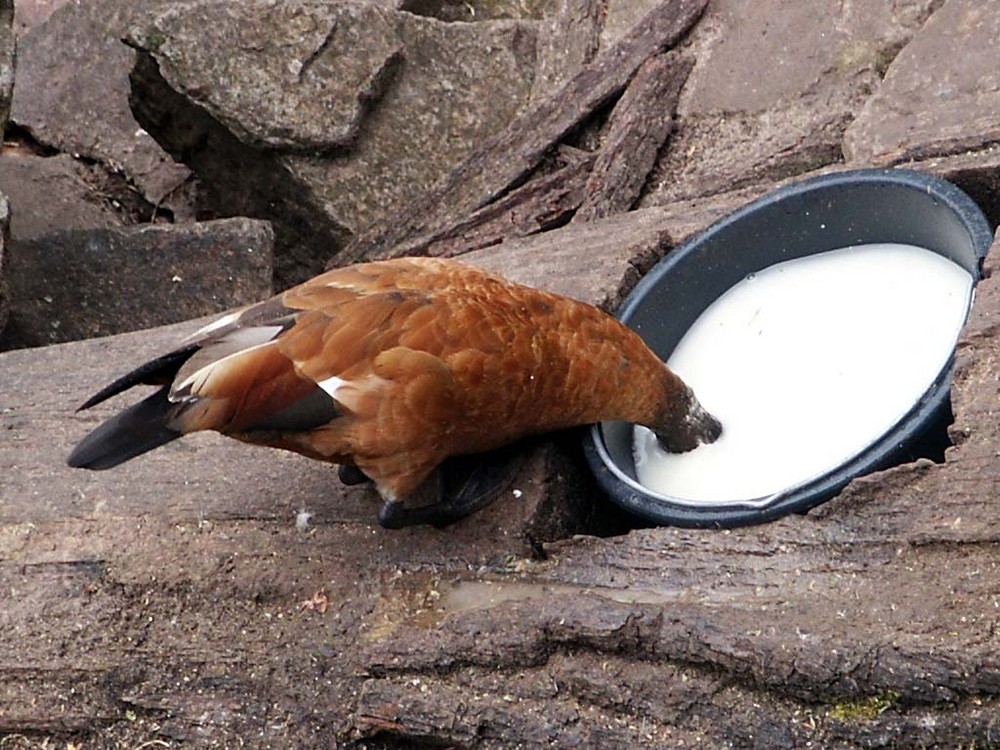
[633,243,973,504]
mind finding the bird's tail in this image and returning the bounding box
[67,386,182,470]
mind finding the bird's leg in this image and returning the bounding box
[377,443,526,529]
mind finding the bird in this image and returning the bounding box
[67,257,722,528]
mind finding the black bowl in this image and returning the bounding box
[584,168,993,528]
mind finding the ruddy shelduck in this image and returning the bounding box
[68,257,722,527]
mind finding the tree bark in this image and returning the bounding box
[350,242,1000,749]
[575,51,693,222]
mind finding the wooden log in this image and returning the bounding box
[401,148,596,259]
[349,238,1000,747]
[575,51,694,222]
[3,181,998,746]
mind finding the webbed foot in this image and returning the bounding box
[376,443,526,529]
[338,464,371,486]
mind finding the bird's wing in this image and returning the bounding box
[167,259,457,439]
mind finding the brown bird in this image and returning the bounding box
[68,257,721,528]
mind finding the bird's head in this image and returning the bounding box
[651,379,723,454]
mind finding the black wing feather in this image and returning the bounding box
[77,345,199,411]
[68,386,182,469]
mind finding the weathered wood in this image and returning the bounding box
[335,0,709,266]
[406,148,595,259]
[345,239,1000,748]
[3,217,997,747]
[575,51,694,222]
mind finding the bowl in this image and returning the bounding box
[584,168,993,527]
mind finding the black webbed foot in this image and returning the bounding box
[376,442,526,529]
[378,498,457,529]
[338,464,371,486]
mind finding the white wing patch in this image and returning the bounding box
[183,310,243,344]
[313,374,388,414]
[317,376,348,400]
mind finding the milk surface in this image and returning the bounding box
[633,243,973,504]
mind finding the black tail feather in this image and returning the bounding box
[78,345,199,411]
[68,386,182,470]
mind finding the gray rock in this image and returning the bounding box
[400,0,550,23]
[0,219,273,350]
[13,0,70,36]
[844,0,1000,165]
[530,0,602,102]
[10,0,193,212]
[0,0,13,133]
[0,193,10,336]
[127,0,540,286]
[640,0,942,205]
[0,151,127,240]
[0,0,12,336]
[132,1,405,152]
[917,148,1000,229]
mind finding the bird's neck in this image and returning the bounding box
[533,301,680,432]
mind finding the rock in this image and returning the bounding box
[0,0,12,133]
[640,0,943,205]
[844,0,1000,165]
[10,0,193,215]
[0,151,128,240]
[0,193,10,336]
[530,0,602,102]
[12,0,70,36]
[130,1,407,153]
[126,0,541,287]
[0,219,273,350]
[0,0,12,336]
[916,147,1000,229]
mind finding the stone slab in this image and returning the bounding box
[12,0,69,36]
[0,151,127,240]
[640,0,942,206]
[844,0,1000,165]
[10,0,192,209]
[1,218,274,349]
[127,0,541,287]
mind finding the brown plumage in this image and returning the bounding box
[68,257,721,527]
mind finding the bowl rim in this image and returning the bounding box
[584,167,994,528]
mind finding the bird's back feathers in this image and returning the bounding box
[69,257,715,502]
